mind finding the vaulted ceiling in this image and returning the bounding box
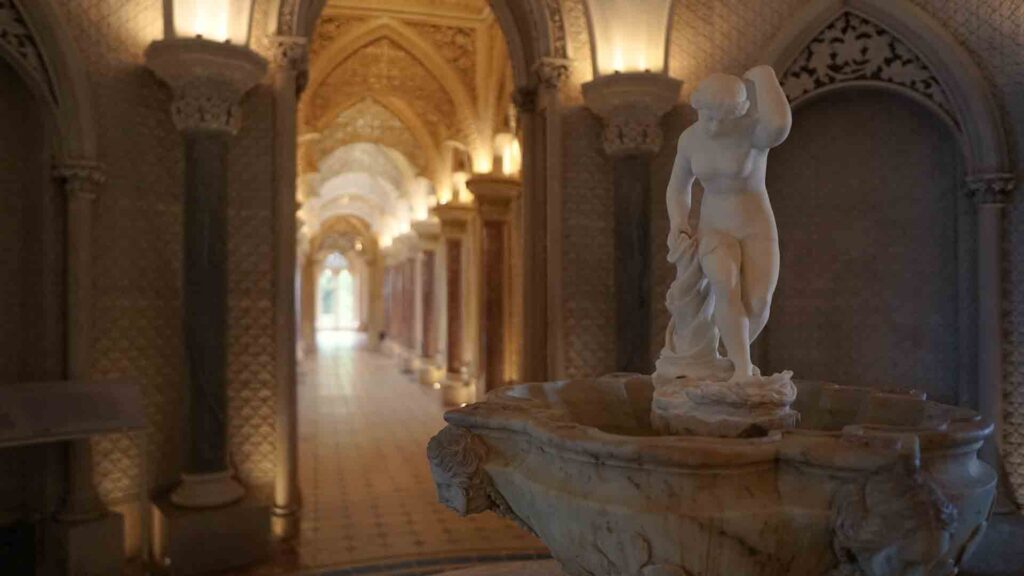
[300,0,513,246]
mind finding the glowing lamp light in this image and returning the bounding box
[165,0,255,45]
[585,0,672,76]
[493,133,522,177]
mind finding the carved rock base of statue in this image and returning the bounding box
[651,371,799,437]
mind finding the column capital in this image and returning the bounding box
[582,72,683,157]
[271,35,308,71]
[467,176,521,222]
[53,160,105,201]
[534,57,573,90]
[412,218,442,244]
[145,39,268,135]
[967,173,1016,206]
[433,203,475,237]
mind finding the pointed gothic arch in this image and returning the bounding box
[763,0,1008,177]
[304,18,477,143]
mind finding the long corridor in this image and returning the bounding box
[290,332,546,574]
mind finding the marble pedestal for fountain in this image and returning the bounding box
[428,374,995,576]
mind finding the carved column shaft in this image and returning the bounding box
[270,35,306,534]
[968,174,1014,476]
[436,205,474,378]
[145,38,267,508]
[468,176,521,391]
[583,73,682,373]
[53,162,106,521]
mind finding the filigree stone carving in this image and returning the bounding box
[966,173,1015,206]
[145,39,268,135]
[830,463,958,576]
[309,15,366,60]
[53,160,106,201]
[411,23,475,88]
[0,0,57,103]
[171,81,245,134]
[781,11,954,121]
[544,0,568,59]
[582,73,682,157]
[427,425,533,533]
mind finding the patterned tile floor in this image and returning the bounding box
[234,331,545,575]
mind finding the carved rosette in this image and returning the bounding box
[967,173,1015,206]
[582,72,682,158]
[829,462,958,575]
[53,160,105,201]
[427,425,534,533]
[144,38,268,136]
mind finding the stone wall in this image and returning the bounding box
[52,0,281,529]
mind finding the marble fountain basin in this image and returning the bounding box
[427,374,996,576]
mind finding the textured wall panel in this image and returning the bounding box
[561,106,616,378]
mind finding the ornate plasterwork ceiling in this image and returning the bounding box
[318,101,427,174]
[323,0,490,21]
[310,36,465,148]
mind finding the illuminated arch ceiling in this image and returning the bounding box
[301,0,514,243]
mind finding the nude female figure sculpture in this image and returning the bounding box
[654,65,792,386]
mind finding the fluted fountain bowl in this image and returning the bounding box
[427,374,996,576]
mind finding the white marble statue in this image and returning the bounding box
[652,65,797,436]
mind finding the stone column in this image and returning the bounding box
[583,73,682,373]
[50,161,125,576]
[269,35,306,538]
[435,204,475,384]
[968,174,1015,497]
[413,219,443,385]
[145,39,267,509]
[468,176,521,391]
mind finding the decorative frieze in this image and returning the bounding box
[781,11,954,122]
[966,174,1015,206]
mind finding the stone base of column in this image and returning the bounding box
[442,373,476,407]
[152,494,270,575]
[45,513,124,576]
[170,471,246,509]
[271,505,301,540]
[418,361,445,387]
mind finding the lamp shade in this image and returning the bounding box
[166,0,255,45]
[584,0,673,75]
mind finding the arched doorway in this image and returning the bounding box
[762,87,964,402]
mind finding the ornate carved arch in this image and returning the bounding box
[1,0,98,161]
[304,18,478,143]
[312,94,442,180]
[763,0,1009,176]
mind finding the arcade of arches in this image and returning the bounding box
[1,0,1024,575]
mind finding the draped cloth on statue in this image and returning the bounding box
[653,231,733,388]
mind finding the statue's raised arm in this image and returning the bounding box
[743,65,792,150]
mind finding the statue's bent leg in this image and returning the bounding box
[699,232,752,381]
[740,233,780,344]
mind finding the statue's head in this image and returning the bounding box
[691,73,750,136]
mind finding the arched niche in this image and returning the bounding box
[761,0,1018,503]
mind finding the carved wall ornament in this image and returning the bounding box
[272,35,309,71]
[171,81,246,134]
[535,57,572,90]
[53,160,105,201]
[966,173,1016,206]
[830,463,958,576]
[600,111,665,158]
[309,15,366,60]
[0,0,57,104]
[427,425,533,532]
[410,23,475,89]
[781,11,954,123]
[543,0,568,59]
